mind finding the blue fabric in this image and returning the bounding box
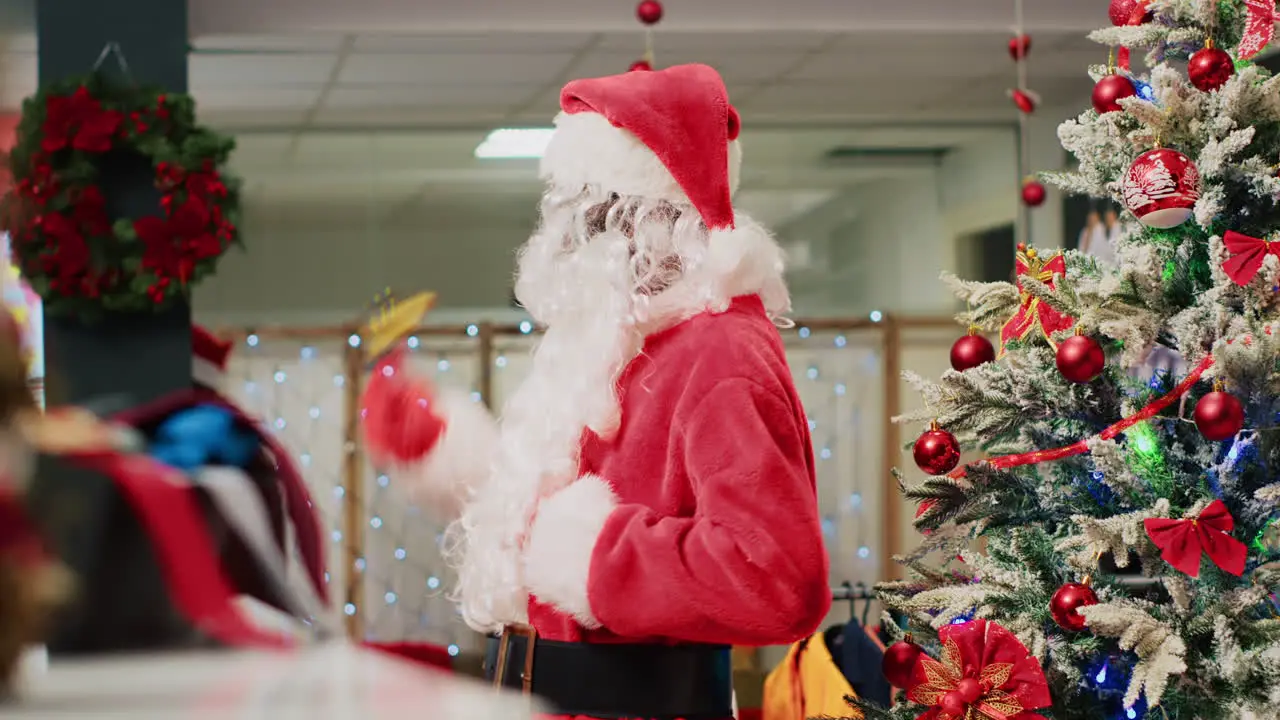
[149,404,260,471]
[839,619,891,707]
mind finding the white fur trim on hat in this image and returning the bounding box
[540,112,742,207]
[522,473,618,629]
[192,356,224,390]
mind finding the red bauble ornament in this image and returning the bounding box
[1109,0,1152,25]
[1122,148,1200,228]
[940,692,967,716]
[1056,333,1106,384]
[629,59,652,72]
[914,422,961,476]
[950,330,995,372]
[1188,44,1235,92]
[1009,88,1037,114]
[882,636,923,687]
[955,677,982,704]
[1050,582,1099,632]
[636,0,664,25]
[1021,179,1047,207]
[1194,390,1245,441]
[1092,74,1137,114]
[1008,34,1032,60]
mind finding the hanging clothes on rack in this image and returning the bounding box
[836,617,890,706]
[762,630,859,720]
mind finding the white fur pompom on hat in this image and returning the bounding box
[539,63,742,230]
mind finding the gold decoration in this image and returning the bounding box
[360,289,437,360]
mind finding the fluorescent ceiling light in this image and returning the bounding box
[474,128,555,159]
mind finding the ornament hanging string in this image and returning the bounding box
[946,353,1215,479]
[91,41,132,79]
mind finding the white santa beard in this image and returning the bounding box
[448,232,644,633]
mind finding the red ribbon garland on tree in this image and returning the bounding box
[1221,230,1280,286]
[1143,499,1247,577]
[947,353,1215,479]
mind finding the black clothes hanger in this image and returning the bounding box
[855,582,872,628]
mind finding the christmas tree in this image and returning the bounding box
[857,2,1280,719]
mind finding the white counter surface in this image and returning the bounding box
[7,642,543,719]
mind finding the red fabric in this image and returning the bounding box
[1221,230,1280,286]
[560,64,741,230]
[66,449,289,647]
[192,325,232,371]
[360,348,446,465]
[907,619,1050,720]
[1144,499,1247,577]
[113,386,329,602]
[362,641,453,671]
[529,294,829,641]
[738,711,763,720]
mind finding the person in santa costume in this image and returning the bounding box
[362,64,830,719]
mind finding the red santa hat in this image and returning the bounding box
[192,325,232,390]
[539,63,742,230]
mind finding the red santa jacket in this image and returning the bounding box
[521,294,831,646]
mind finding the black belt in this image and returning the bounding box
[484,625,733,719]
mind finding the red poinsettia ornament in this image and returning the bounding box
[41,86,123,154]
[907,619,1051,720]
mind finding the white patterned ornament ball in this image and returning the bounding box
[1122,148,1201,229]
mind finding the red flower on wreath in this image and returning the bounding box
[42,86,123,153]
[907,619,1051,720]
[36,212,90,283]
[134,196,223,283]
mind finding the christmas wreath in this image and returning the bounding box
[1,75,241,317]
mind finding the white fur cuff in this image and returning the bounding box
[522,474,618,629]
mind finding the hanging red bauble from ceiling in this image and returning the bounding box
[1008,34,1032,60]
[1188,43,1235,92]
[636,0,664,25]
[629,59,653,72]
[1009,88,1037,114]
[1021,179,1047,207]
[1049,582,1099,632]
[1194,389,1245,441]
[1092,74,1137,114]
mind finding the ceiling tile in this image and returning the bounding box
[596,31,834,52]
[190,54,338,86]
[195,86,324,110]
[323,83,531,109]
[743,79,944,116]
[338,52,574,85]
[201,109,310,131]
[192,34,347,52]
[789,46,1007,80]
[310,106,510,128]
[352,33,592,53]
[572,49,807,83]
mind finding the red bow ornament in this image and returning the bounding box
[1144,499,1247,577]
[908,619,1052,720]
[1222,231,1280,286]
[999,245,1074,356]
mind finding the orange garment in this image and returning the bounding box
[762,631,861,720]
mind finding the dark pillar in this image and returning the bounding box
[26,0,196,653]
